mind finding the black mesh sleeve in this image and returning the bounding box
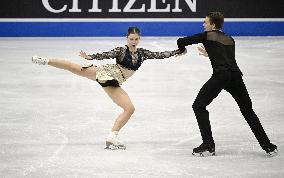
[177,32,206,51]
[142,48,180,60]
[88,47,122,60]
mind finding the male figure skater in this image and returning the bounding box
[177,12,277,156]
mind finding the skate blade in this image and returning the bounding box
[192,151,216,157]
[105,142,126,150]
[267,149,278,157]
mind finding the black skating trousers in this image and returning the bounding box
[192,69,271,146]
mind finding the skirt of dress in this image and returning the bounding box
[95,64,126,86]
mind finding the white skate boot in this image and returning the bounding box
[32,56,48,65]
[105,131,126,150]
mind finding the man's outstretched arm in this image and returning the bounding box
[177,33,206,53]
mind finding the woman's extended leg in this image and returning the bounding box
[48,58,97,80]
[32,56,97,80]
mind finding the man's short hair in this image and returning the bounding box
[207,12,224,30]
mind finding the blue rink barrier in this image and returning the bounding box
[0,21,284,37]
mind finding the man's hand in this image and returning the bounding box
[175,48,187,57]
[197,45,208,57]
[79,50,93,60]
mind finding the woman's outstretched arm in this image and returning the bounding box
[142,48,185,60]
[79,47,123,60]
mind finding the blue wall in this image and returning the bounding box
[0,21,284,37]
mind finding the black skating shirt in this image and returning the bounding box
[88,45,179,71]
[177,30,241,72]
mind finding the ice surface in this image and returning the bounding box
[0,37,284,177]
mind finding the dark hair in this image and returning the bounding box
[127,27,141,37]
[206,12,224,30]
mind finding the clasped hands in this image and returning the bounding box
[175,45,208,58]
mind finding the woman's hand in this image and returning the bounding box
[197,45,208,57]
[79,50,93,60]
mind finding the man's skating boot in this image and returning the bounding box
[192,143,215,157]
[262,143,278,156]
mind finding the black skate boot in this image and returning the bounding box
[262,143,278,156]
[192,143,215,157]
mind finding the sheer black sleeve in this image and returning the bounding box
[141,48,180,60]
[177,32,206,52]
[88,47,123,60]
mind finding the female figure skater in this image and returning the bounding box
[32,27,185,150]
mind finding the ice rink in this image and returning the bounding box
[0,37,284,177]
